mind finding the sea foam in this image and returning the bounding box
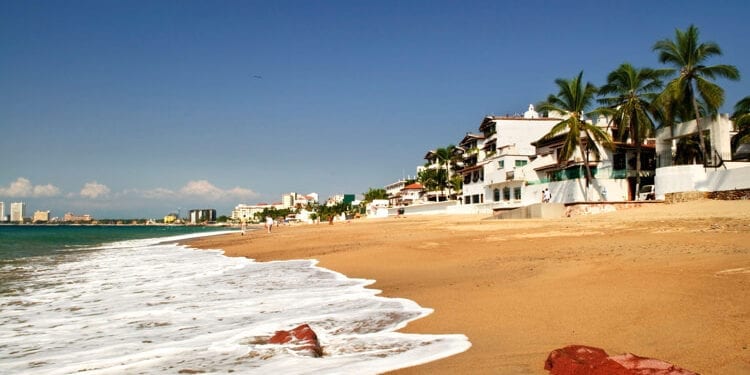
[0,232,470,374]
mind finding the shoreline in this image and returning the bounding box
[185,200,750,374]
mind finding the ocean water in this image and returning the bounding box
[0,226,470,374]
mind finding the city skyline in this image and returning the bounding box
[2,1,748,218]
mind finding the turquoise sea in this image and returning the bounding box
[0,225,469,374]
[0,225,226,260]
[0,225,224,260]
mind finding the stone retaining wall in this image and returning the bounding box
[665,189,750,203]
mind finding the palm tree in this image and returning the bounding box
[653,24,740,164]
[434,145,459,199]
[538,71,613,201]
[417,167,444,197]
[731,96,750,153]
[598,63,666,196]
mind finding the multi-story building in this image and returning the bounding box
[384,180,407,206]
[458,105,560,207]
[282,192,319,208]
[63,212,93,222]
[10,202,25,223]
[163,213,179,224]
[0,201,5,222]
[530,113,656,203]
[33,210,51,223]
[282,193,297,208]
[189,209,216,224]
[231,203,268,222]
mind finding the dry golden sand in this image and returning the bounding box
[186,200,750,374]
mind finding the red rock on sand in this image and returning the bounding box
[544,345,697,375]
[268,324,323,357]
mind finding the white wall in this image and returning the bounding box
[547,178,630,203]
[654,163,750,199]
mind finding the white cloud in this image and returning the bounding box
[180,180,225,199]
[176,180,258,200]
[225,186,259,199]
[0,177,61,197]
[80,181,111,199]
[139,188,175,199]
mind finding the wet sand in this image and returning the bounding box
[186,200,750,374]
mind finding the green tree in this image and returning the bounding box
[731,96,750,153]
[598,63,666,195]
[417,167,446,196]
[435,145,464,199]
[449,174,463,197]
[363,187,388,202]
[538,71,613,200]
[653,24,740,163]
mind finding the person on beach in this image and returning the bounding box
[265,216,273,233]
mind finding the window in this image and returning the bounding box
[515,160,528,167]
[613,153,626,170]
[503,187,511,200]
[493,188,500,202]
[464,195,471,204]
[513,187,522,200]
[464,173,471,184]
[498,160,504,169]
[472,194,481,204]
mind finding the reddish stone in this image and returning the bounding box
[544,345,697,375]
[269,324,323,357]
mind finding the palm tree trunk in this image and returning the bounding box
[634,119,642,200]
[578,136,592,202]
[635,143,642,200]
[690,84,708,164]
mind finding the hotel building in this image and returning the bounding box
[10,202,25,223]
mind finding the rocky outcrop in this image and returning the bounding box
[268,324,323,357]
[544,345,697,375]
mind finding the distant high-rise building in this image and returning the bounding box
[282,192,297,208]
[189,209,216,224]
[10,202,26,223]
[0,201,5,222]
[33,210,50,223]
[63,212,93,222]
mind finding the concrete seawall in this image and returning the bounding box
[490,203,566,219]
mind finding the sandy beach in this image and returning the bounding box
[186,200,750,374]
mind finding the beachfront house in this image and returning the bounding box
[399,182,425,205]
[458,105,561,209]
[652,114,750,200]
[385,179,407,207]
[528,109,665,203]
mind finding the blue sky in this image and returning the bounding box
[1,0,748,218]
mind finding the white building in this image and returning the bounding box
[400,183,425,205]
[33,210,51,223]
[0,202,4,222]
[459,106,561,207]
[282,192,318,208]
[231,203,272,222]
[384,180,407,206]
[10,202,25,223]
